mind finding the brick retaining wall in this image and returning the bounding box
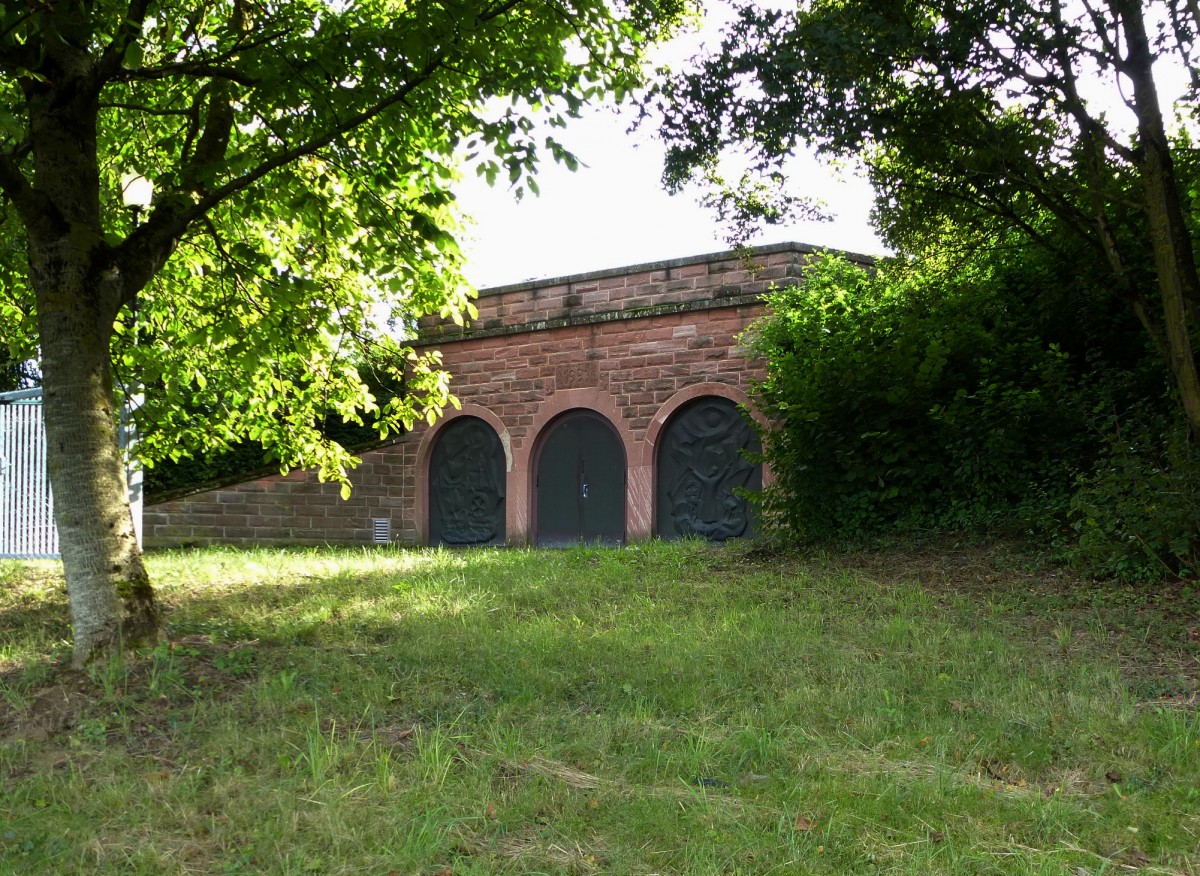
[144,242,867,547]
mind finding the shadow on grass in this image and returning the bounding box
[3,542,1199,876]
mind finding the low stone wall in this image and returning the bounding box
[143,449,413,547]
[145,243,868,548]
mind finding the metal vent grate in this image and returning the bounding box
[370,518,391,544]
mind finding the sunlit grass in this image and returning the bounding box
[0,541,1197,874]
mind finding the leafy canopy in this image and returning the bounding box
[0,0,685,485]
[651,0,1200,572]
[652,0,1200,453]
[654,0,1197,240]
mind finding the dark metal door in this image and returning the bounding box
[536,411,625,547]
[656,397,761,541]
[428,416,506,546]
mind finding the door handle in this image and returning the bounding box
[581,482,589,499]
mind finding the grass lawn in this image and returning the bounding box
[0,540,1197,874]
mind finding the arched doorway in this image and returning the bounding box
[428,416,506,546]
[656,396,761,541]
[535,410,625,547]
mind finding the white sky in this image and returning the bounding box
[454,102,886,288]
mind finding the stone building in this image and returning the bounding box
[143,242,866,547]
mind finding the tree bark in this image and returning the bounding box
[23,37,164,667]
[1120,0,1200,435]
[35,266,162,667]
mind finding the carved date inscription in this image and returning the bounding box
[555,362,598,390]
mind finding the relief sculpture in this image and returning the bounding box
[659,398,759,541]
[429,417,506,545]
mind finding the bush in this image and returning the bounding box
[746,253,1091,540]
[1067,412,1199,580]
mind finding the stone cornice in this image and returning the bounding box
[413,292,770,347]
[474,241,875,299]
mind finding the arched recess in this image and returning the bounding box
[426,414,508,546]
[533,409,626,547]
[645,383,765,459]
[654,394,762,542]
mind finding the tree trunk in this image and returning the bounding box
[1120,1,1200,435]
[35,264,163,667]
[1143,148,1200,435]
[24,55,164,667]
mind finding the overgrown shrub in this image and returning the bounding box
[1067,411,1200,580]
[745,250,1198,582]
[745,253,1091,540]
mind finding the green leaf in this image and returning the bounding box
[122,40,144,69]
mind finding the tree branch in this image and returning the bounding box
[116,28,293,88]
[1165,0,1200,92]
[1180,0,1200,40]
[94,0,153,85]
[0,150,60,236]
[122,62,259,87]
[1048,1,1139,168]
[180,81,235,192]
[1079,0,1124,63]
[111,0,527,304]
[97,100,193,116]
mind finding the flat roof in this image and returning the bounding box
[476,241,877,297]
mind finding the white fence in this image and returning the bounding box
[0,389,142,560]
[0,390,57,558]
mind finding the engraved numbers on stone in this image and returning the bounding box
[554,362,598,390]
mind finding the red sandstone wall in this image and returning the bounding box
[144,244,846,548]
[420,244,806,338]
[436,306,763,439]
[143,446,414,547]
[408,303,768,545]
